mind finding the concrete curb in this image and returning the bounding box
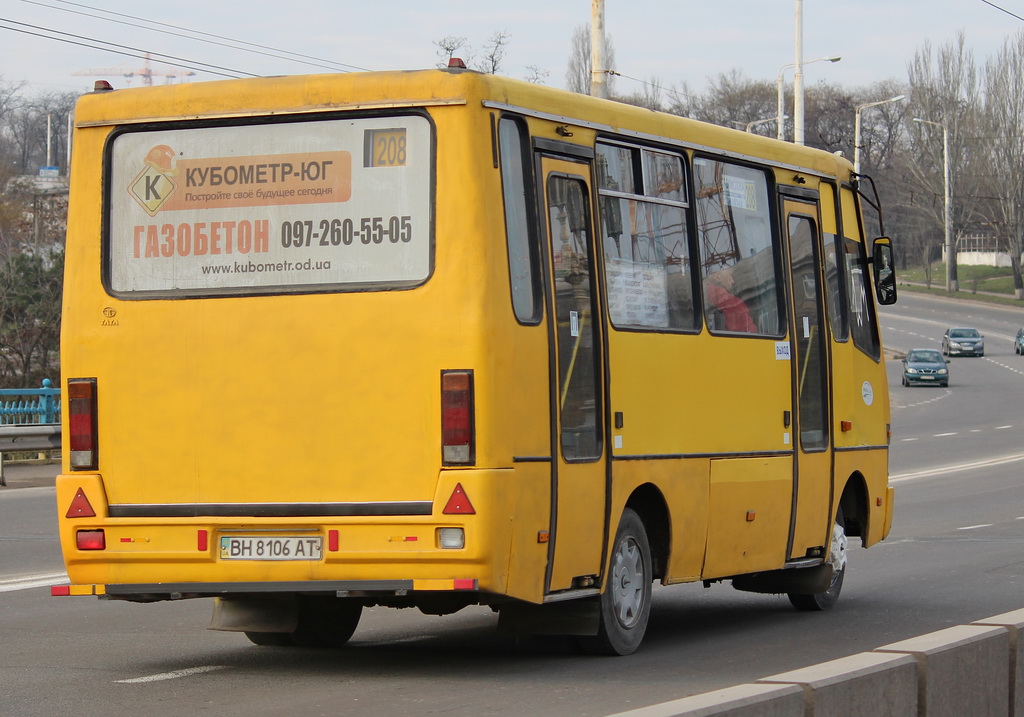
[607,609,1024,717]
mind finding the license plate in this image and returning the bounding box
[920,375,934,380]
[219,536,323,561]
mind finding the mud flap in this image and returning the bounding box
[497,598,601,636]
[731,564,834,595]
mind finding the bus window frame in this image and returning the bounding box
[497,113,543,325]
[594,137,702,335]
[819,180,850,344]
[692,153,786,339]
[100,108,438,301]
[838,182,882,362]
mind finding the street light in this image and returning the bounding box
[853,95,905,173]
[914,117,956,292]
[777,56,840,141]
[747,115,787,134]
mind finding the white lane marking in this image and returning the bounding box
[0,571,68,593]
[958,524,993,531]
[115,665,228,684]
[933,432,958,437]
[891,452,1024,483]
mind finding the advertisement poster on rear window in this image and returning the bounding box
[107,115,432,295]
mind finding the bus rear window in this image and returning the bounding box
[106,114,433,296]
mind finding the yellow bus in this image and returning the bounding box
[54,65,897,655]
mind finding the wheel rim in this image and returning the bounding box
[827,521,848,589]
[611,535,645,628]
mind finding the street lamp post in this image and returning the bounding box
[776,57,840,141]
[747,116,786,134]
[853,95,905,173]
[914,117,956,292]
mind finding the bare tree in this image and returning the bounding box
[682,70,775,129]
[977,31,1024,298]
[524,65,549,85]
[476,31,509,75]
[434,35,470,68]
[905,33,984,288]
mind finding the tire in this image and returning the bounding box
[245,596,362,648]
[245,631,296,646]
[901,375,908,387]
[578,508,652,656]
[789,507,847,611]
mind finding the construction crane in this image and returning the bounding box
[73,53,195,86]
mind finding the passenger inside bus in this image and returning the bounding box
[704,267,757,332]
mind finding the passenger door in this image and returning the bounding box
[538,153,607,593]
[783,196,833,558]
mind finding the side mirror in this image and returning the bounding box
[872,237,897,305]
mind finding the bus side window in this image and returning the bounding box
[840,187,881,359]
[498,116,541,323]
[596,142,698,332]
[693,158,781,335]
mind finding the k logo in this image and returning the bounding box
[128,145,178,216]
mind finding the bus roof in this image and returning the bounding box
[74,67,852,180]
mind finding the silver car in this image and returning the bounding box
[941,327,984,357]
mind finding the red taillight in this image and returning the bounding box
[67,378,98,470]
[76,529,106,550]
[441,371,475,465]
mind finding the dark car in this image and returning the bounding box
[902,349,950,387]
[941,327,984,357]
[1015,328,1024,355]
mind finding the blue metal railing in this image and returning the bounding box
[0,379,60,425]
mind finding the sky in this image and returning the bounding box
[2,0,1023,100]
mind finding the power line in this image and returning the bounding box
[979,0,1024,23]
[18,0,372,74]
[0,17,253,79]
[605,70,699,106]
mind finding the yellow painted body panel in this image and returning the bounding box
[703,457,792,577]
[59,68,892,612]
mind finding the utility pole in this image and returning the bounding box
[793,0,805,145]
[590,0,607,99]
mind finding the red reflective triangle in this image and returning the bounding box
[66,487,96,518]
[442,483,475,515]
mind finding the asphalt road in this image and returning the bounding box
[2,292,1023,716]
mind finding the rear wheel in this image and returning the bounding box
[578,508,652,656]
[789,507,847,611]
[244,631,295,646]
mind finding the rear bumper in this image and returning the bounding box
[53,578,479,601]
[54,469,524,601]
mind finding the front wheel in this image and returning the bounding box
[789,507,847,611]
[578,508,652,656]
